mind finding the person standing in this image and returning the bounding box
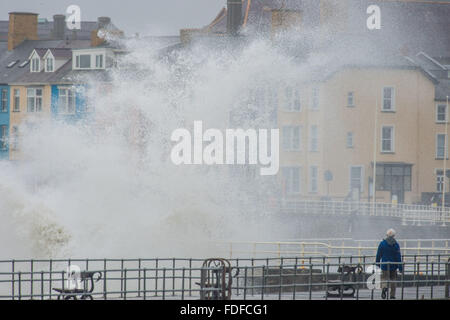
[376,229,403,299]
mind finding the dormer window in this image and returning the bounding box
[75,54,91,69]
[45,57,54,72]
[73,49,109,70]
[31,57,40,72]
[95,54,104,69]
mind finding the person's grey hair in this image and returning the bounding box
[386,229,396,237]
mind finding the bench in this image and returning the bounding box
[53,271,102,300]
[326,264,363,298]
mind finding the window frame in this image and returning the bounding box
[13,89,20,112]
[347,91,355,107]
[436,133,448,159]
[309,125,319,152]
[45,56,54,72]
[0,125,8,150]
[282,125,301,151]
[310,87,319,110]
[282,166,301,195]
[1,89,7,113]
[436,169,445,192]
[58,87,76,115]
[381,125,395,153]
[11,125,18,151]
[26,87,43,113]
[95,54,104,69]
[436,103,448,123]
[349,165,364,193]
[31,57,40,72]
[382,86,396,112]
[309,166,319,193]
[75,54,92,69]
[346,131,354,148]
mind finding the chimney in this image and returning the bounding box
[97,16,111,29]
[227,0,242,36]
[271,9,302,35]
[52,14,65,39]
[91,17,123,47]
[8,12,38,51]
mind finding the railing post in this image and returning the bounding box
[11,260,15,300]
[30,259,34,299]
[138,258,141,297]
[446,258,449,299]
[143,268,147,300]
[103,259,107,300]
[40,271,44,300]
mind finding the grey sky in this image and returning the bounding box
[0,0,225,36]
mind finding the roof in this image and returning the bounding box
[203,0,450,57]
[0,39,91,84]
[0,20,99,42]
[435,79,450,101]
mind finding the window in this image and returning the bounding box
[1,89,7,112]
[13,89,19,112]
[347,92,355,107]
[11,126,18,150]
[436,104,448,123]
[45,57,54,72]
[27,88,43,112]
[267,87,278,109]
[284,86,300,111]
[382,87,395,111]
[31,57,40,72]
[436,134,448,159]
[7,60,19,68]
[282,126,301,151]
[95,54,104,68]
[282,167,301,194]
[309,166,318,193]
[76,54,91,69]
[58,87,76,114]
[311,87,319,110]
[381,126,394,152]
[436,170,445,192]
[346,132,354,148]
[0,125,7,150]
[309,125,318,152]
[350,166,364,192]
[375,164,412,192]
[19,60,29,68]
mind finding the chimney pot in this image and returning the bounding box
[97,16,111,29]
[227,0,242,36]
[53,14,66,39]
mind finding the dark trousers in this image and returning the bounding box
[381,270,397,298]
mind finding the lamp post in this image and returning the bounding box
[372,94,378,216]
[441,96,449,226]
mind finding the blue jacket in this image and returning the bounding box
[376,237,403,272]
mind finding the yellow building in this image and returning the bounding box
[277,58,450,205]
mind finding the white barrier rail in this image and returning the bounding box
[278,200,450,225]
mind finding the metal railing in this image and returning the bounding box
[278,200,450,225]
[0,254,448,300]
[213,238,450,259]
